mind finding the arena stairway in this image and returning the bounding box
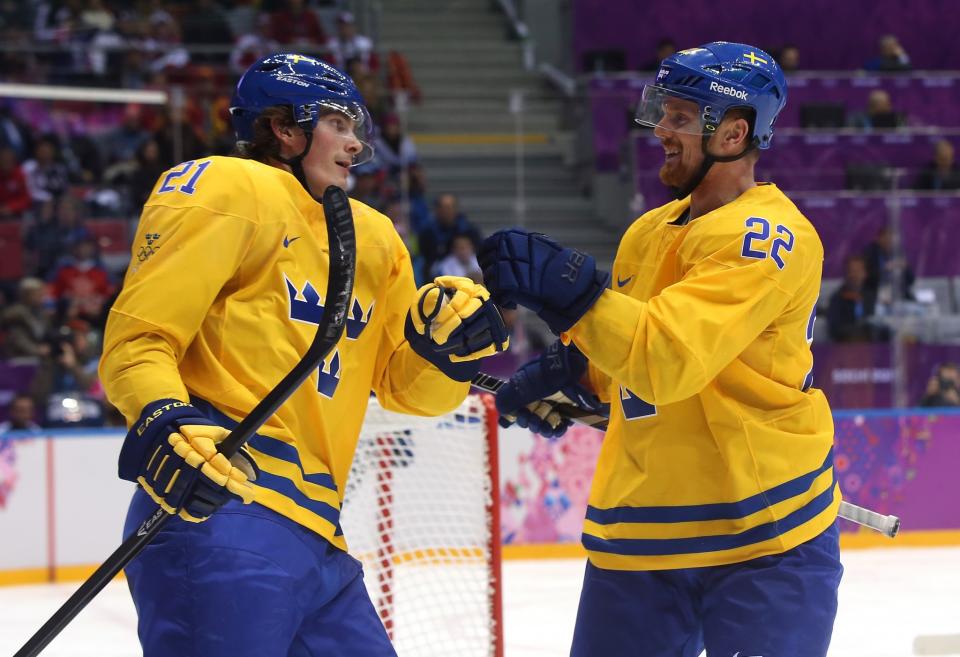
[378,0,621,266]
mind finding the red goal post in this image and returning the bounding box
[341,394,503,657]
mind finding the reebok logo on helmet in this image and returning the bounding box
[709,81,748,100]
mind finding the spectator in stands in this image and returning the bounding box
[327,11,377,72]
[128,138,168,207]
[863,225,915,302]
[22,135,71,204]
[374,113,417,180]
[827,255,887,342]
[224,0,260,39]
[154,102,209,163]
[349,164,386,209]
[407,165,432,233]
[0,104,32,160]
[0,146,31,219]
[778,44,800,73]
[49,235,113,327]
[180,0,234,52]
[915,139,960,191]
[0,277,54,360]
[142,14,190,74]
[82,0,124,80]
[31,321,104,427]
[267,0,326,47]
[47,323,101,396]
[353,59,389,122]
[863,34,912,72]
[920,363,960,407]
[383,196,425,285]
[25,196,91,278]
[0,393,41,434]
[185,66,234,154]
[418,193,481,275]
[100,103,149,166]
[230,14,278,75]
[849,89,907,130]
[433,233,483,282]
[640,38,677,71]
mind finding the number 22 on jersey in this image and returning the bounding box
[740,216,794,269]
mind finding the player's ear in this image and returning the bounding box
[270,116,299,147]
[722,117,750,153]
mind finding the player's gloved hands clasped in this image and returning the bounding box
[119,400,259,522]
[497,340,601,439]
[478,229,611,335]
[406,275,510,381]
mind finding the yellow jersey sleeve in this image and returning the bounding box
[100,167,262,423]
[370,232,470,416]
[568,222,818,406]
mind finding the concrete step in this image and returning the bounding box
[426,163,573,179]
[382,0,494,12]
[469,209,600,224]
[429,180,582,197]
[420,153,571,172]
[408,116,560,133]
[459,194,592,212]
[414,140,562,157]
[381,17,505,33]
[380,38,519,52]
[402,48,523,66]
[407,98,561,116]
[415,83,553,99]
[411,68,539,84]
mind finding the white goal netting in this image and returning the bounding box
[340,394,502,657]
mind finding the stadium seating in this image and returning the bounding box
[572,0,960,71]
[590,74,960,172]
[0,224,24,282]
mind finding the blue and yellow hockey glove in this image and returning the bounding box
[478,229,610,335]
[118,400,259,522]
[406,275,510,381]
[496,340,602,439]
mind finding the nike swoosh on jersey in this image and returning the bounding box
[283,235,301,248]
[617,275,633,287]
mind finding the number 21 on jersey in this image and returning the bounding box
[741,216,794,269]
[157,159,213,195]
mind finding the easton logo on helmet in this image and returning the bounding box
[709,81,749,100]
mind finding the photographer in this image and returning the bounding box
[31,323,104,426]
[920,363,960,407]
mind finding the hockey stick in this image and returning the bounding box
[471,373,901,538]
[15,186,357,657]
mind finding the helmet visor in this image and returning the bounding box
[299,99,376,166]
[634,85,709,136]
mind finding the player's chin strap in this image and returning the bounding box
[275,130,320,200]
[669,134,758,200]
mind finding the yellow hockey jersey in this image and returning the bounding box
[100,156,469,551]
[567,183,840,570]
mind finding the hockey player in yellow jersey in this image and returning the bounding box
[481,43,842,656]
[100,54,508,657]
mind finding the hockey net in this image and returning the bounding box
[340,394,503,657]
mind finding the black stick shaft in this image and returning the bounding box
[16,186,356,657]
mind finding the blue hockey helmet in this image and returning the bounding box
[635,42,787,150]
[230,53,374,165]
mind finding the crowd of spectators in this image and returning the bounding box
[0,0,492,428]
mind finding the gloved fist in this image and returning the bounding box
[496,340,602,439]
[478,229,611,335]
[406,276,509,381]
[119,400,259,522]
